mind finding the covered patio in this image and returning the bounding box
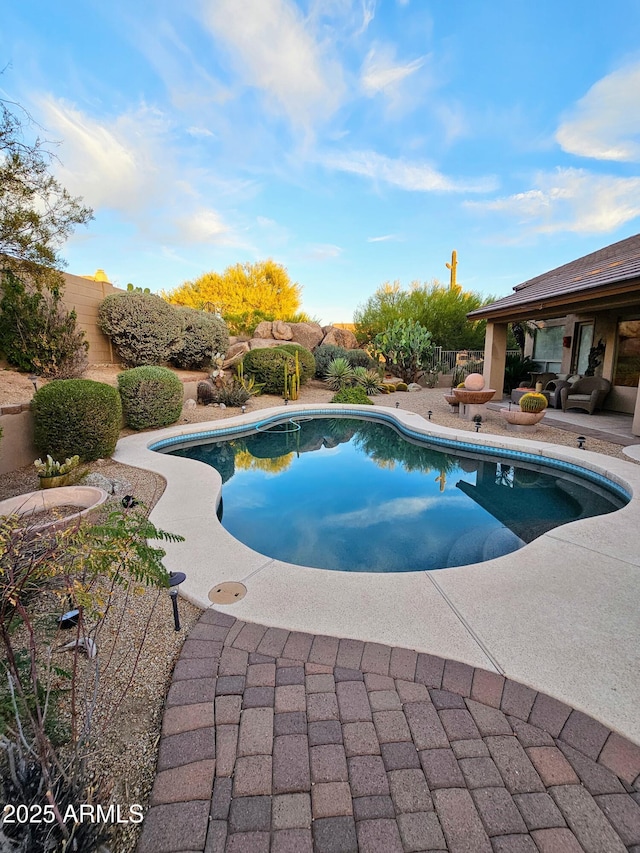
[468,233,640,437]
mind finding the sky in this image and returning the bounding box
[2,0,640,324]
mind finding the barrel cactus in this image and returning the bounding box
[519,392,548,413]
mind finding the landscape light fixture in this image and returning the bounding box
[241,405,246,414]
[577,435,586,449]
[168,572,186,631]
[28,374,38,392]
[473,414,482,432]
[428,410,433,420]
[284,398,289,406]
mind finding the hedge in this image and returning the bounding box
[98,292,182,366]
[117,366,184,430]
[171,308,229,369]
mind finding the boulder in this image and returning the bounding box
[289,322,325,350]
[322,326,358,349]
[407,383,422,392]
[253,321,274,339]
[223,341,250,368]
[184,398,197,410]
[82,473,133,495]
[248,338,287,350]
[272,320,293,340]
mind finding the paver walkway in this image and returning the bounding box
[138,610,640,853]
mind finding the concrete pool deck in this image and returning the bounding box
[114,404,640,747]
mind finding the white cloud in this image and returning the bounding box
[187,126,215,138]
[357,0,376,35]
[556,62,640,162]
[367,234,400,242]
[201,0,344,129]
[321,149,497,193]
[305,243,343,259]
[361,44,425,97]
[173,207,243,246]
[466,168,640,234]
[325,495,461,528]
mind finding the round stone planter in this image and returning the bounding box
[443,393,459,409]
[0,486,109,533]
[453,388,496,405]
[499,409,545,430]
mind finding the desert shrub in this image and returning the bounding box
[331,386,373,405]
[0,270,88,377]
[346,349,375,369]
[324,357,355,391]
[314,344,349,378]
[171,307,229,369]
[32,380,121,461]
[242,348,296,395]
[274,343,315,384]
[353,367,384,395]
[98,292,182,366]
[117,366,183,430]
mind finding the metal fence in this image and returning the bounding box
[428,348,521,375]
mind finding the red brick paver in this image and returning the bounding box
[137,611,639,852]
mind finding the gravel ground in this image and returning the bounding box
[0,371,634,852]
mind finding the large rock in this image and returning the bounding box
[248,338,287,349]
[322,326,358,349]
[253,321,274,339]
[289,322,325,350]
[272,320,293,340]
[223,341,250,368]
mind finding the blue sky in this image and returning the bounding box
[3,0,640,323]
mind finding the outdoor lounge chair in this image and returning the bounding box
[560,376,611,415]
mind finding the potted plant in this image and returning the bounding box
[34,454,80,489]
[500,392,548,429]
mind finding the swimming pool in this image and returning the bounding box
[164,414,627,573]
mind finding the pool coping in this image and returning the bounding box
[114,404,640,745]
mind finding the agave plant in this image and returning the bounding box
[353,367,384,396]
[324,357,355,391]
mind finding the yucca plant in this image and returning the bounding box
[353,367,384,396]
[324,357,355,391]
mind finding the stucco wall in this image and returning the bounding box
[59,272,126,365]
[0,405,36,475]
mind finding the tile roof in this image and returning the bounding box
[468,233,640,318]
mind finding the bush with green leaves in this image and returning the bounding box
[331,386,373,405]
[32,380,121,461]
[171,307,229,369]
[324,357,355,391]
[241,348,296,395]
[374,319,434,383]
[314,344,350,377]
[98,292,182,367]
[346,349,375,369]
[274,343,315,383]
[0,270,88,377]
[117,366,183,430]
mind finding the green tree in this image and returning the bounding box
[0,98,93,288]
[354,280,500,351]
[162,259,303,335]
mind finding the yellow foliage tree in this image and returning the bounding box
[162,259,303,335]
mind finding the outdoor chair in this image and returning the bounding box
[560,376,611,415]
[544,374,581,409]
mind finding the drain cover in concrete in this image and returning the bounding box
[208,582,247,604]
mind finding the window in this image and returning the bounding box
[533,325,563,373]
[614,319,640,387]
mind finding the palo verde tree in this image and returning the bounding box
[162,259,303,336]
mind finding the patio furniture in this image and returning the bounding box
[560,376,611,415]
[543,374,581,409]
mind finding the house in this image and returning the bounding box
[467,234,640,436]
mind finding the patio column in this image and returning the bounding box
[483,321,508,400]
[633,382,640,437]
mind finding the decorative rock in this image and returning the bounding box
[464,373,486,391]
[184,398,197,410]
[407,383,422,392]
[253,321,274,339]
[289,323,325,351]
[272,321,294,341]
[248,339,288,350]
[321,327,358,349]
[223,341,250,368]
[82,473,133,495]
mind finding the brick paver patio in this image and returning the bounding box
[138,610,640,853]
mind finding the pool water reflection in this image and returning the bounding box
[169,417,625,573]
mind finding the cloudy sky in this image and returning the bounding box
[3,0,640,322]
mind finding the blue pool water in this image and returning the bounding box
[167,416,626,573]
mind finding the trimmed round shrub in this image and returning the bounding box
[242,348,296,395]
[171,308,229,370]
[32,379,122,461]
[331,386,373,405]
[274,344,315,384]
[314,344,349,378]
[118,366,184,430]
[98,292,182,367]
